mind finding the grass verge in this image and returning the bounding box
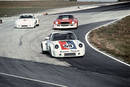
[89,15,130,64]
[0,1,99,17]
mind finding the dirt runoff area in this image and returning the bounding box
[0,1,100,17]
[89,15,130,64]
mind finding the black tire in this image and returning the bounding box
[41,43,46,54]
[42,50,46,54]
[49,47,51,55]
[49,47,53,57]
[75,25,78,29]
[36,24,39,26]
[53,28,57,30]
[74,27,78,29]
[0,20,2,24]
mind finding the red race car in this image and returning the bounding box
[53,15,78,29]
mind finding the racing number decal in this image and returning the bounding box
[59,41,68,50]
[59,41,76,50]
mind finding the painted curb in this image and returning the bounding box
[85,17,130,67]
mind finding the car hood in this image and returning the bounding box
[53,40,81,50]
[16,19,35,24]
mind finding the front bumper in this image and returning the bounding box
[52,49,85,57]
[15,24,35,28]
[53,24,77,29]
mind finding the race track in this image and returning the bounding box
[0,2,130,87]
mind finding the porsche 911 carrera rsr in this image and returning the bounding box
[41,31,85,57]
[15,14,39,28]
[53,15,78,29]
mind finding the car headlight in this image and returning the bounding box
[79,43,83,48]
[72,21,75,24]
[55,45,59,49]
[55,21,58,24]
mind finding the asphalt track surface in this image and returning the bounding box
[0,2,130,87]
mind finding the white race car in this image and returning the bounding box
[15,14,39,28]
[41,31,85,57]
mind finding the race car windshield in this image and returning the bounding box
[52,33,77,41]
[20,15,33,19]
[58,15,74,19]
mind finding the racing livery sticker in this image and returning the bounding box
[59,41,76,50]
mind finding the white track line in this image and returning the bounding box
[0,72,67,87]
[85,18,130,67]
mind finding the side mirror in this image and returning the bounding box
[44,37,49,40]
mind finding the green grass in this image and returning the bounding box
[89,15,130,64]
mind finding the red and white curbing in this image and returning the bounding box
[85,17,130,67]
